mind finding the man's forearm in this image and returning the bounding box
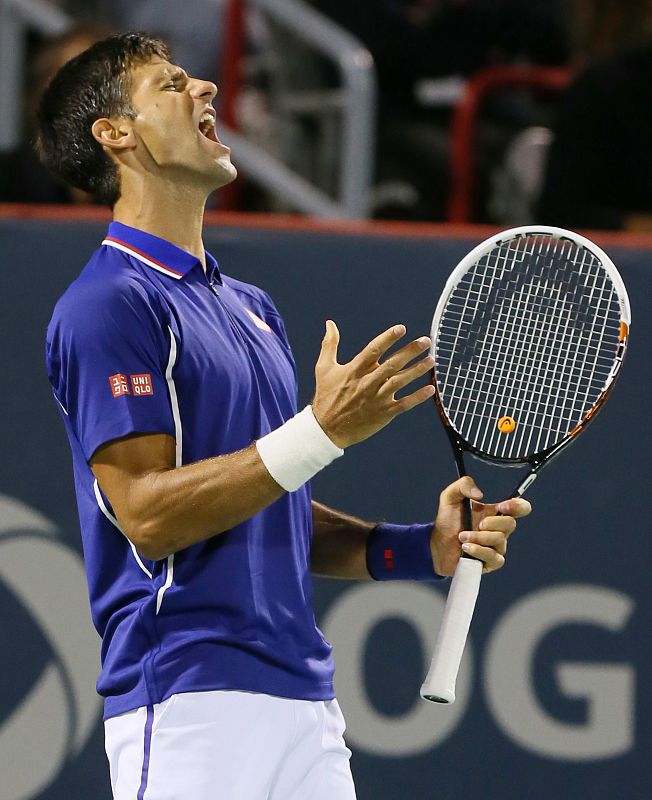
[311,501,375,579]
[92,436,284,561]
[137,447,284,558]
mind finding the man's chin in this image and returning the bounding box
[210,162,238,193]
[219,158,238,183]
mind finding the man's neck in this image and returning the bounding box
[113,174,209,270]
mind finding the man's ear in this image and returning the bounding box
[91,118,136,152]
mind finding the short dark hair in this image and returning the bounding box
[36,32,169,206]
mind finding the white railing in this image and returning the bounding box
[0,0,377,218]
[245,0,377,218]
[0,0,71,150]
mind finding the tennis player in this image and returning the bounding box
[39,33,530,800]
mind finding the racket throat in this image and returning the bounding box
[451,442,476,554]
[513,471,538,497]
[511,455,548,498]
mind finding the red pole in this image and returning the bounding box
[220,0,245,129]
[217,0,245,210]
[447,66,572,223]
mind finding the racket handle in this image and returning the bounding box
[420,557,483,704]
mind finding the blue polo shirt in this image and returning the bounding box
[46,222,335,719]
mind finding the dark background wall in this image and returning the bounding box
[1,212,650,800]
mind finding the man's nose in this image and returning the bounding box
[190,78,217,103]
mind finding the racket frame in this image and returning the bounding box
[430,225,630,490]
[421,225,630,704]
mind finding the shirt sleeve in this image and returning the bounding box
[256,289,292,348]
[255,288,299,383]
[46,278,177,462]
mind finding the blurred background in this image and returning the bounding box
[2,1,652,799]
[5,0,652,229]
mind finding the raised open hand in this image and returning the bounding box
[312,321,435,449]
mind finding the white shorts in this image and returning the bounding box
[104,689,356,800]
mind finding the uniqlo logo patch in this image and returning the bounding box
[109,373,130,398]
[131,373,154,396]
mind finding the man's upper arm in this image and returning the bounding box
[90,432,176,538]
[47,278,176,463]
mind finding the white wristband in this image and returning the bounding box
[255,405,344,492]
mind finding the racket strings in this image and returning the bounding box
[453,272,616,459]
[453,252,617,457]
[494,239,603,457]
[466,236,557,455]
[469,238,579,457]
[537,244,615,454]
[436,235,622,460]
[443,236,556,451]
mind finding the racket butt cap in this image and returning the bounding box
[419,558,482,706]
[420,689,455,704]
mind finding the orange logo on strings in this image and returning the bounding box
[497,416,516,433]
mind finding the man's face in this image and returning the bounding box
[124,57,237,190]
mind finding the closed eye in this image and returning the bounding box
[160,69,188,92]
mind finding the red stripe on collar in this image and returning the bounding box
[103,236,185,278]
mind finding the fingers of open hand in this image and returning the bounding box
[391,383,436,414]
[380,353,434,396]
[317,320,341,367]
[375,336,431,383]
[352,325,406,372]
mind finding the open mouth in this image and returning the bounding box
[198,111,220,144]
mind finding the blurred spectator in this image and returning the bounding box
[311,0,570,220]
[109,0,226,85]
[573,0,652,63]
[42,0,226,82]
[313,1,568,116]
[0,23,113,204]
[539,0,652,230]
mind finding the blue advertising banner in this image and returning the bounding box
[1,213,650,800]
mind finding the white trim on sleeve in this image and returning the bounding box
[156,326,182,614]
[93,479,153,579]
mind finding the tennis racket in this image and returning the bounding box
[420,225,630,704]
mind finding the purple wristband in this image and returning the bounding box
[366,522,444,581]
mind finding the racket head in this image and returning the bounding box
[430,226,630,469]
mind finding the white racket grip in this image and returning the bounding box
[420,558,483,703]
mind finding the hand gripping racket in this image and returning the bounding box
[420,225,630,704]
